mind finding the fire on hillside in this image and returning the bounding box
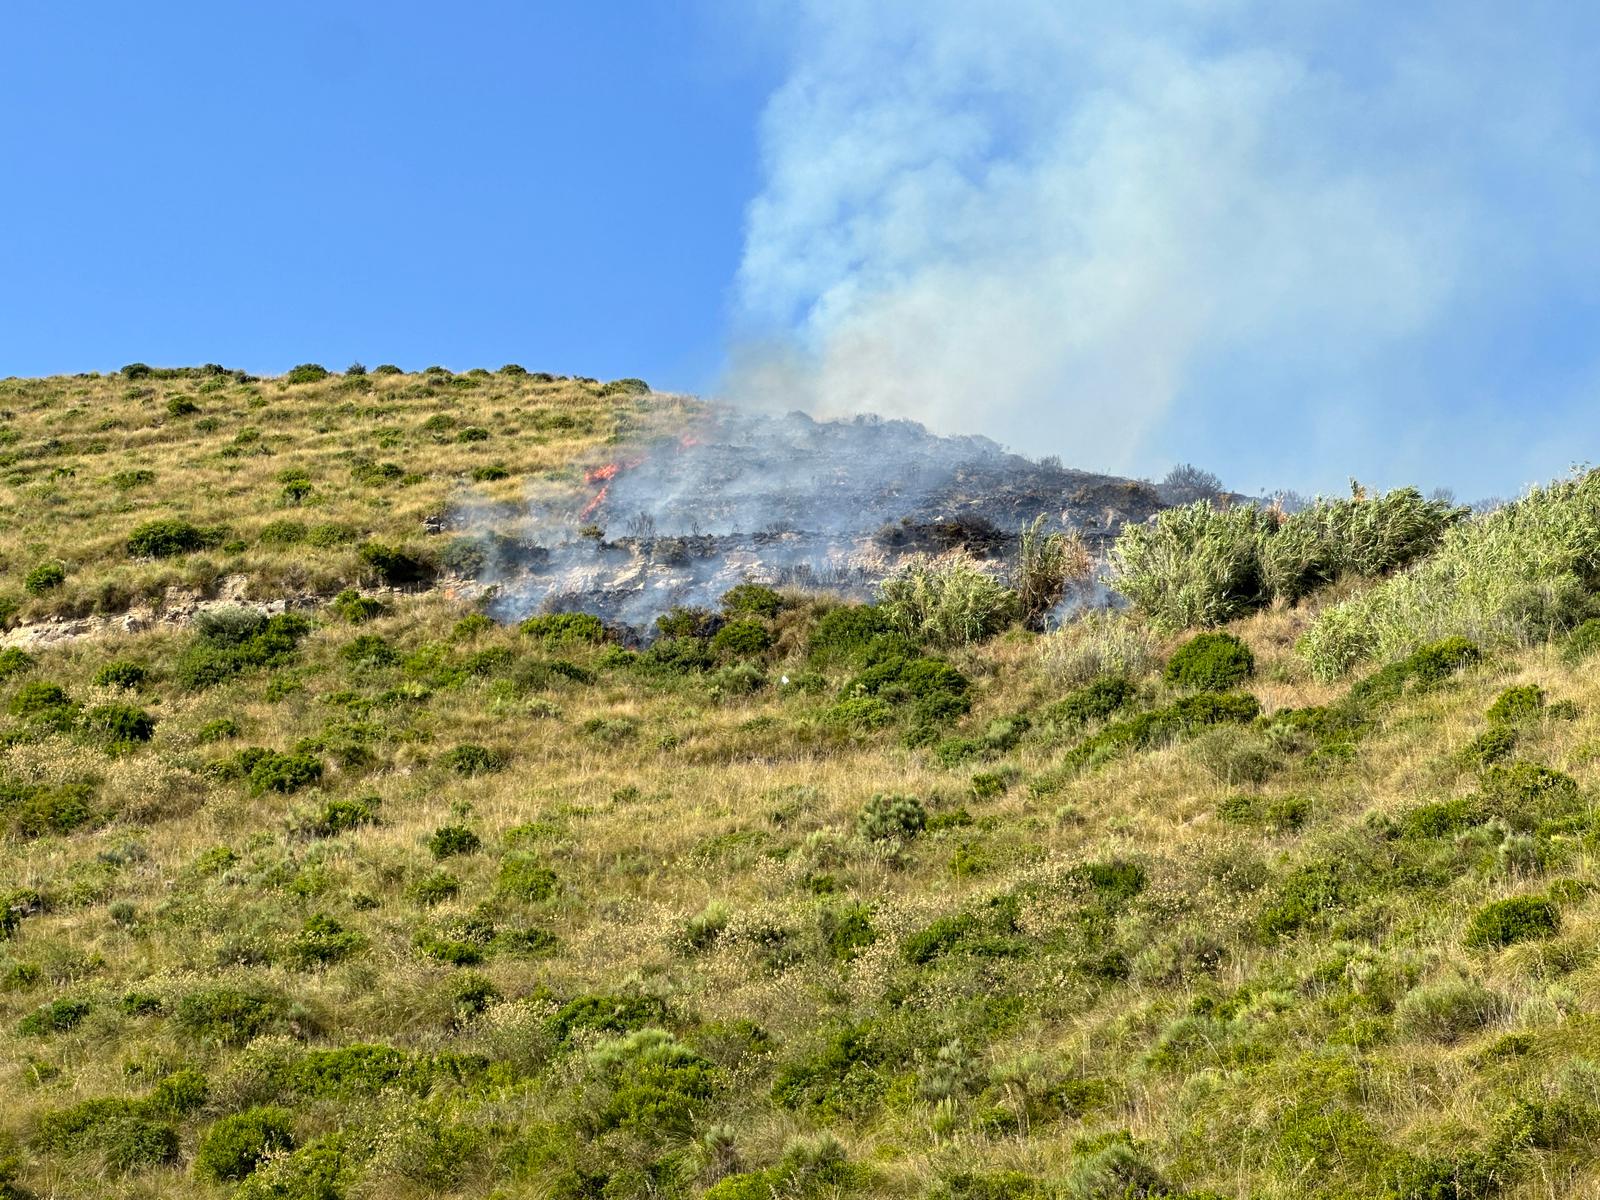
[445,408,1173,634]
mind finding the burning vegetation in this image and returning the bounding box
[445,409,1172,635]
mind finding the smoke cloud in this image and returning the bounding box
[727,1,1600,496]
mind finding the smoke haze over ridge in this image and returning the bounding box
[725,0,1600,499]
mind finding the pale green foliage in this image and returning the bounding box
[1111,502,1271,633]
[1014,516,1091,629]
[1113,485,1462,634]
[1301,469,1600,679]
[1038,609,1160,687]
[877,553,1018,647]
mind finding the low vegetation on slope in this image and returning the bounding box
[0,363,680,627]
[2,368,1600,1199]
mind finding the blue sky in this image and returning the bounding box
[3,2,1598,497]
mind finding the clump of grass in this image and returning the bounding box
[878,553,1017,647]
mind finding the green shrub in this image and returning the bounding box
[329,588,388,623]
[110,468,156,489]
[340,633,398,668]
[878,554,1018,646]
[428,824,481,859]
[285,363,329,384]
[305,521,355,547]
[1258,862,1349,939]
[288,914,364,968]
[1300,470,1600,678]
[409,871,461,906]
[470,463,509,482]
[824,696,896,731]
[1465,896,1560,948]
[8,781,98,837]
[234,1135,353,1200]
[146,1068,209,1115]
[258,519,307,546]
[710,618,773,659]
[549,992,667,1042]
[195,1107,296,1181]
[9,680,78,728]
[82,702,155,744]
[1564,618,1600,662]
[498,854,558,901]
[856,794,926,842]
[591,1029,716,1135]
[820,902,875,961]
[174,984,288,1044]
[34,1096,178,1172]
[17,996,91,1035]
[176,610,311,690]
[127,518,221,558]
[520,611,609,647]
[23,561,65,594]
[1487,684,1545,726]
[806,605,894,665]
[1164,632,1254,691]
[288,1044,427,1097]
[166,395,200,416]
[1040,676,1136,728]
[92,660,147,689]
[456,425,490,442]
[300,796,378,838]
[771,1021,887,1115]
[0,647,33,680]
[440,743,505,775]
[242,749,323,794]
[1346,636,1484,706]
[197,717,239,743]
[722,583,785,619]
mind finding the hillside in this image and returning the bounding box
[3,368,1600,1200]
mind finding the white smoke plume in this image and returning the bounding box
[727,1,1600,494]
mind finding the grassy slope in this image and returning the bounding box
[0,365,692,624]
[1,371,1599,1199]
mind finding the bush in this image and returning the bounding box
[34,1096,179,1172]
[23,561,64,594]
[287,913,364,969]
[82,702,156,745]
[1564,618,1600,662]
[8,781,97,837]
[195,1107,296,1181]
[284,363,329,384]
[520,611,608,647]
[197,717,239,743]
[429,825,481,859]
[340,633,398,668]
[242,749,323,794]
[1300,469,1600,678]
[234,1135,352,1200]
[147,1068,210,1115]
[1164,632,1254,691]
[92,660,147,689]
[1040,676,1136,728]
[300,795,379,838]
[549,992,667,1042]
[166,395,199,416]
[10,680,78,727]
[499,854,559,901]
[110,468,156,489]
[127,518,220,558]
[722,583,785,619]
[0,647,33,680]
[1487,684,1545,726]
[1465,896,1560,948]
[1015,515,1091,629]
[258,519,307,546]
[329,588,388,623]
[856,794,926,842]
[440,743,505,775]
[879,554,1018,646]
[174,984,288,1044]
[1039,610,1161,687]
[176,611,311,689]
[711,618,774,660]
[806,604,894,665]
[17,996,91,1035]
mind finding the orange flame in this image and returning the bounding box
[577,455,644,521]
